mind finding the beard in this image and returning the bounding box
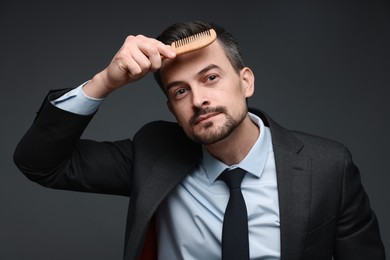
[188,106,247,145]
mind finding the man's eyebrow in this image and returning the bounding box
[196,64,221,76]
[165,64,222,92]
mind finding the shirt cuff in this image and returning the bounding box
[51,81,104,115]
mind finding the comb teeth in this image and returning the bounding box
[171,29,217,56]
[174,30,212,48]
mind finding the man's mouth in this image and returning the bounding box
[189,106,227,126]
[194,112,221,125]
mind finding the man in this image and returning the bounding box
[14,21,385,259]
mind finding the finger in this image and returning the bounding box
[114,45,145,78]
[141,36,176,59]
[124,56,144,78]
[135,37,174,71]
[135,40,162,71]
[116,48,147,78]
[123,36,154,73]
[141,39,177,71]
[130,47,151,73]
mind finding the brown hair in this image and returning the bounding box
[154,21,245,93]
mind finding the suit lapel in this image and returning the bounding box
[274,146,311,260]
[125,129,202,259]
[137,146,201,218]
[257,110,312,260]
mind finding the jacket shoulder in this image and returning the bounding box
[133,120,200,155]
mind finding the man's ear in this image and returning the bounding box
[240,67,255,98]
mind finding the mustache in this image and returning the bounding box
[189,106,227,125]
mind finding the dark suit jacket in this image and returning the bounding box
[14,90,385,260]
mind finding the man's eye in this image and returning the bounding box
[208,75,217,81]
[175,88,187,96]
[205,74,219,83]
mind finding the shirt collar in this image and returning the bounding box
[202,112,270,183]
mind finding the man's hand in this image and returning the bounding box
[84,35,176,98]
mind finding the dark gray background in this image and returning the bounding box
[1,1,389,259]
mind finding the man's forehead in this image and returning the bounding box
[160,40,228,83]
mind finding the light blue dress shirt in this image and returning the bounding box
[53,85,281,259]
[51,82,102,115]
[156,113,280,260]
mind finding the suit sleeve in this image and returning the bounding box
[13,89,134,196]
[333,148,386,259]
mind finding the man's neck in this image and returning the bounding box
[205,115,260,166]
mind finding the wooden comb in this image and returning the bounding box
[170,29,217,56]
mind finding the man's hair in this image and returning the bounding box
[154,21,245,93]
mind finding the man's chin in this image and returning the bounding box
[187,112,240,144]
[192,126,232,145]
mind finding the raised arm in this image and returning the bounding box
[13,35,176,196]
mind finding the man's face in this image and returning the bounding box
[160,40,254,145]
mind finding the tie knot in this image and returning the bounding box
[219,167,246,189]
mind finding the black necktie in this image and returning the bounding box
[219,167,249,260]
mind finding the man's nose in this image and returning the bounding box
[191,87,210,108]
